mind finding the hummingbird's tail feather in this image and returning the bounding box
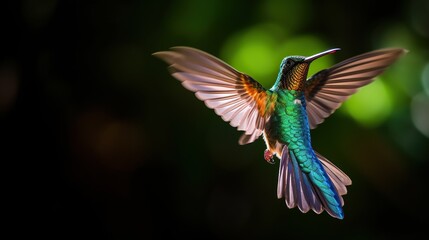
[277,146,350,219]
[315,151,352,198]
[277,146,323,214]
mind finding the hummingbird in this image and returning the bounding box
[153,46,406,219]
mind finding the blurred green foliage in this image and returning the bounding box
[3,0,428,238]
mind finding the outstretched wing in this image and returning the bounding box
[153,47,270,145]
[305,48,407,129]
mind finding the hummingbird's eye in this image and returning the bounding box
[285,59,294,67]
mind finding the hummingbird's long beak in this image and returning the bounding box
[304,48,341,62]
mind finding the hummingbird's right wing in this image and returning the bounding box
[304,48,407,129]
[153,47,271,145]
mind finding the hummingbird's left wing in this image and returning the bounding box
[153,47,270,145]
[304,48,407,129]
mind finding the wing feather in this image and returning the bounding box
[277,146,325,215]
[154,47,270,144]
[277,147,352,216]
[305,48,407,128]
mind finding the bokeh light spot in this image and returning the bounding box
[376,25,425,97]
[342,79,394,127]
[221,25,281,87]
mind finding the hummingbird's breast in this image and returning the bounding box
[264,90,312,156]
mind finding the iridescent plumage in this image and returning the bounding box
[153,46,406,219]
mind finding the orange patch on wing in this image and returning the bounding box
[241,74,276,117]
[261,92,277,116]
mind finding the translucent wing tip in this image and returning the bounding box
[152,50,180,64]
[377,47,408,56]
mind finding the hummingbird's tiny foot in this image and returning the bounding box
[264,149,275,164]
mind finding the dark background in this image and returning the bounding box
[3,0,429,239]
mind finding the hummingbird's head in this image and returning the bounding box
[277,48,340,91]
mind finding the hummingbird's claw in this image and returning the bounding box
[264,149,275,164]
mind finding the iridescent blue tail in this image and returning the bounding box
[277,146,352,219]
